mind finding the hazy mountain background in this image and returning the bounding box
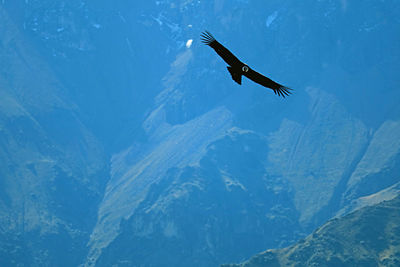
[0,0,399,266]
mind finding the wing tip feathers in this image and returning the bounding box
[200,30,216,45]
[276,86,293,98]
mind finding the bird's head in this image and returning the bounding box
[242,65,249,73]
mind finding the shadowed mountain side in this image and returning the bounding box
[96,130,302,267]
[0,6,109,267]
[223,195,400,267]
[85,106,234,266]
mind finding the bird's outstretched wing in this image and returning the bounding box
[201,30,293,98]
[200,31,242,67]
[243,68,292,97]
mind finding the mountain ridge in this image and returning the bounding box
[223,195,400,267]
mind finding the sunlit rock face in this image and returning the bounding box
[266,88,370,226]
[1,0,399,266]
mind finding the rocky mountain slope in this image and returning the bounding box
[223,195,400,267]
[0,4,109,266]
[1,1,399,266]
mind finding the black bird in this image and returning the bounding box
[201,31,292,97]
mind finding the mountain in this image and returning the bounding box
[0,5,109,266]
[0,0,399,266]
[222,195,400,267]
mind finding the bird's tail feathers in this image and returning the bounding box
[227,67,242,85]
[200,31,216,45]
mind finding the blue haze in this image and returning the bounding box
[0,0,400,266]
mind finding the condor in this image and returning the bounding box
[201,31,292,98]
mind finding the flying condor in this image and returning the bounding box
[201,31,292,98]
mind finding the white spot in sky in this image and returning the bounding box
[186,39,193,48]
[266,11,278,27]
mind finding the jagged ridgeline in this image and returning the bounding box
[223,196,400,267]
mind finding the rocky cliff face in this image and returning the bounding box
[1,0,399,266]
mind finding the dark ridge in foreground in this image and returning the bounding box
[223,195,400,267]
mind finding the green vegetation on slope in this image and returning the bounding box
[223,196,400,267]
